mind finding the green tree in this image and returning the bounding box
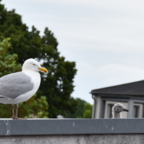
[83,103,92,118]
[0,37,21,76]
[65,98,86,118]
[65,98,92,118]
[0,38,49,118]
[0,2,77,117]
[19,95,48,118]
[0,95,49,118]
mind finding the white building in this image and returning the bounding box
[91,80,144,118]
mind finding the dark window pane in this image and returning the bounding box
[133,106,139,118]
[109,104,114,118]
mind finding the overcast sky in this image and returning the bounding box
[2,0,144,104]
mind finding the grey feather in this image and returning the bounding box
[0,72,34,99]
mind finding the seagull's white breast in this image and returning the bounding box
[11,70,41,104]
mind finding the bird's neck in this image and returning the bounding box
[23,69,38,74]
[22,70,40,78]
[112,112,121,118]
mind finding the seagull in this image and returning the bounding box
[0,58,48,119]
[112,103,129,118]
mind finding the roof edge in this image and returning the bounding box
[91,80,144,92]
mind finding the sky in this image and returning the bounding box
[2,0,144,104]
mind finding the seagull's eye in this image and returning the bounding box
[33,64,36,66]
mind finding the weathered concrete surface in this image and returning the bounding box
[0,135,144,144]
[0,119,144,144]
[1,119,144,135]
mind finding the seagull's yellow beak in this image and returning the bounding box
[38,67,48,73]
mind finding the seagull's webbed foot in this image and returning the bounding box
[12,117,26,120]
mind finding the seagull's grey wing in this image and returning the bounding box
[0,72,34,99]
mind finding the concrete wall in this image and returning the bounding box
[0,118,144,144]
[1,135,144,144]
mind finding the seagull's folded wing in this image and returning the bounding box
[0,72,34,99]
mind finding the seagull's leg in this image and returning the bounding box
[12,104,16,119]
[11,104,26,120]
[11,104,19,119]
[15,103,19,119]
[14,104,26,120]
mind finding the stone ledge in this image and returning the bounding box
[0,118,144,136]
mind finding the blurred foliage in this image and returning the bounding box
[0,95,48,118]
[0,37,21,76]
[83,103,92,118]
[19,95,48,118]
[65,98,92,118]
[0,2,77,118]
[0,38,49,118]
[65,98,86,118]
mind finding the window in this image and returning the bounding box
[133,103,143,118]
[133,106,139,118]
[108,104,114,118]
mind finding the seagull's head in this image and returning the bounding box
[112,103,129,113]
[22,58,48,73]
